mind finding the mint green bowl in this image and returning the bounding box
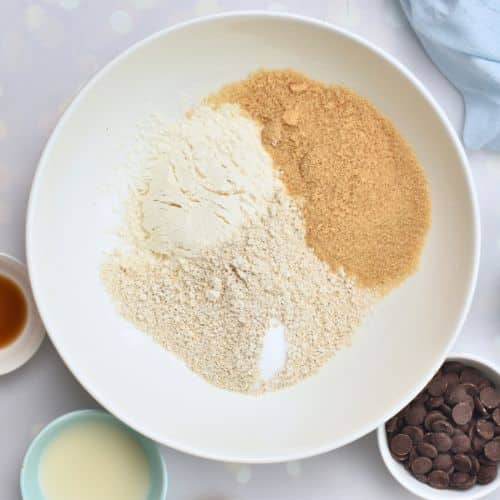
[20,409,168,500]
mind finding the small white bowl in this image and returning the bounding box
[0,253,45,375]
[378,353,500,500]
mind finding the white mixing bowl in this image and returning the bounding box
[26,12,479,462]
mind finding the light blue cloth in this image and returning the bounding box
[400,0,500,151]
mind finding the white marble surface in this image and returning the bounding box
[1,1,499,499]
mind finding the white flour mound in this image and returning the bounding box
[131,104,276,257]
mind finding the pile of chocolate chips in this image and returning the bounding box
[386,361,500,490]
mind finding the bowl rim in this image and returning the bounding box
[377,353,500,500]
[20,409,168,500]
[25,11,481,463]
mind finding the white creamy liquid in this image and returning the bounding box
[39,419,151,500]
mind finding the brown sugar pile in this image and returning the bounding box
[209,69,431,292]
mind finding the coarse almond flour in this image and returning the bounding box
[102,187,374,393]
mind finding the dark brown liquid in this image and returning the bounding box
[0,274,27,348]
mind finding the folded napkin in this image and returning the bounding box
[400,0,500,151]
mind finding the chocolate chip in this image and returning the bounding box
[396,406,408,418]
[391,452,408,462]
[460,474,477,490]
[477,464,497,485]
[450,471,468,486]
[440,404,452,418]
[431,420,454,435]
[460,367,483,385]
[385,416,400,434]
[446,384,472,406]
[414,473,428,484]
[426,396,444,409]
[442,361,463,373]
[454,454,472,472]
[401,425,424,444]
[417,441,438,459]
[428,469,450,489]
[451,433,471,454]
[422,433,435,446]
[442,371,460,387]
[468,423,476,440]
[492,408,500,426]
[433,453,453,472]
[414,391,429,405]
[450,471,475,490]
[472,436,486,453]
[496,426,500,436]
[463,382,479,395]
[411,456,433,475]
[452,402,473,425]
[474,395,489,417]
[428,375,448,397]
[478,379,492,391]
[484,438,500,462]
[408,447,418,464]
[480,386,500,409]
[470,455,480,475]
[478,453,496,466]
[405,404,427,426]
[390,433,412,456]
[424,411,445,431]
[476,419,495,440]
[432,432,452,452]
[463,395,475,409]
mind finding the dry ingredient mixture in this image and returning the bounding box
[103,188,374,393]
[209,69,431,291]
[102,69,430,394]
